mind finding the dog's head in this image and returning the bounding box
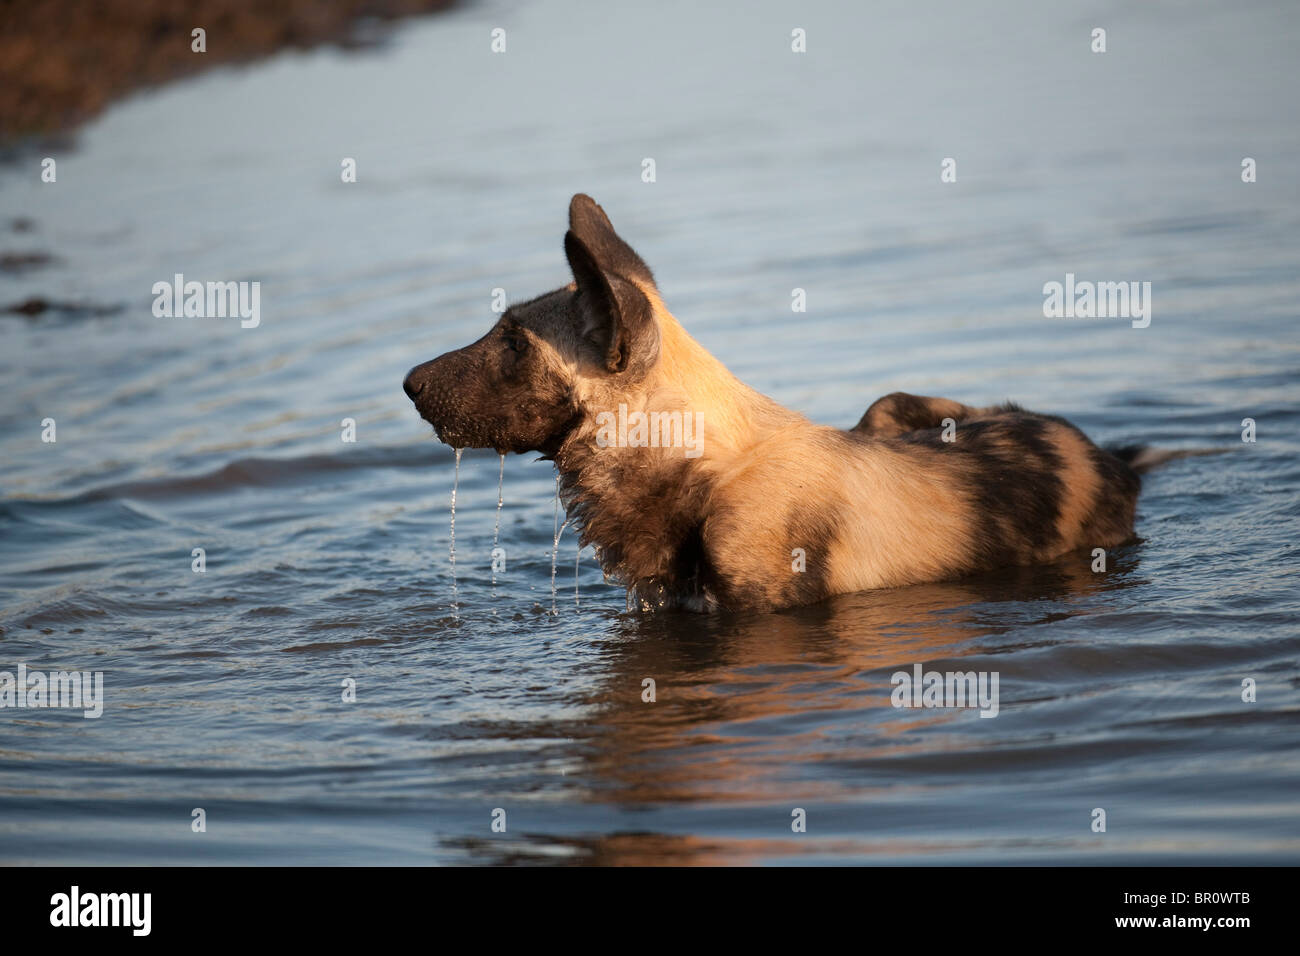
[403,194,661,454]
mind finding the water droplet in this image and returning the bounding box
[449,447,463,620]
[491,452,504,591]
[550,474,570,616]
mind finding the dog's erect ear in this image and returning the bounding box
[567,194,654,287]
[565,228,657,375]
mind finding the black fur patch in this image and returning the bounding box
[780,506,839,606]
[1080,445,1141,543]
[854,392,949,434]
[900,414,1067,568]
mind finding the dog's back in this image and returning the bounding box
[700,403,1139,608]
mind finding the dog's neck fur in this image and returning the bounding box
[554,301,803,606]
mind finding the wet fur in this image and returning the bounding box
[404,195,1144,611]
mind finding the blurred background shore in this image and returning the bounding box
[0,0,456,149]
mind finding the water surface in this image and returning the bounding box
[1,0,1298,864]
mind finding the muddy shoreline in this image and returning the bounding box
[0,0,457,149]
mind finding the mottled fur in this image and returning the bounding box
[404,195,1144,611]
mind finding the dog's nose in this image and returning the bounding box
[403,369,425,400]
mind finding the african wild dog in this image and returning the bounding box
[403,194,1149,611]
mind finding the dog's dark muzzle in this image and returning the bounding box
[403,337,575,456]
[402,349,496,449]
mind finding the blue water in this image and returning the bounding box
[1,0,1298,864]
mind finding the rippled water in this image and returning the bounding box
[2,0,1298,864]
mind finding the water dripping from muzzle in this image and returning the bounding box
[449,447,463,621]
[491,453,504,593]
[550,474,570,616]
